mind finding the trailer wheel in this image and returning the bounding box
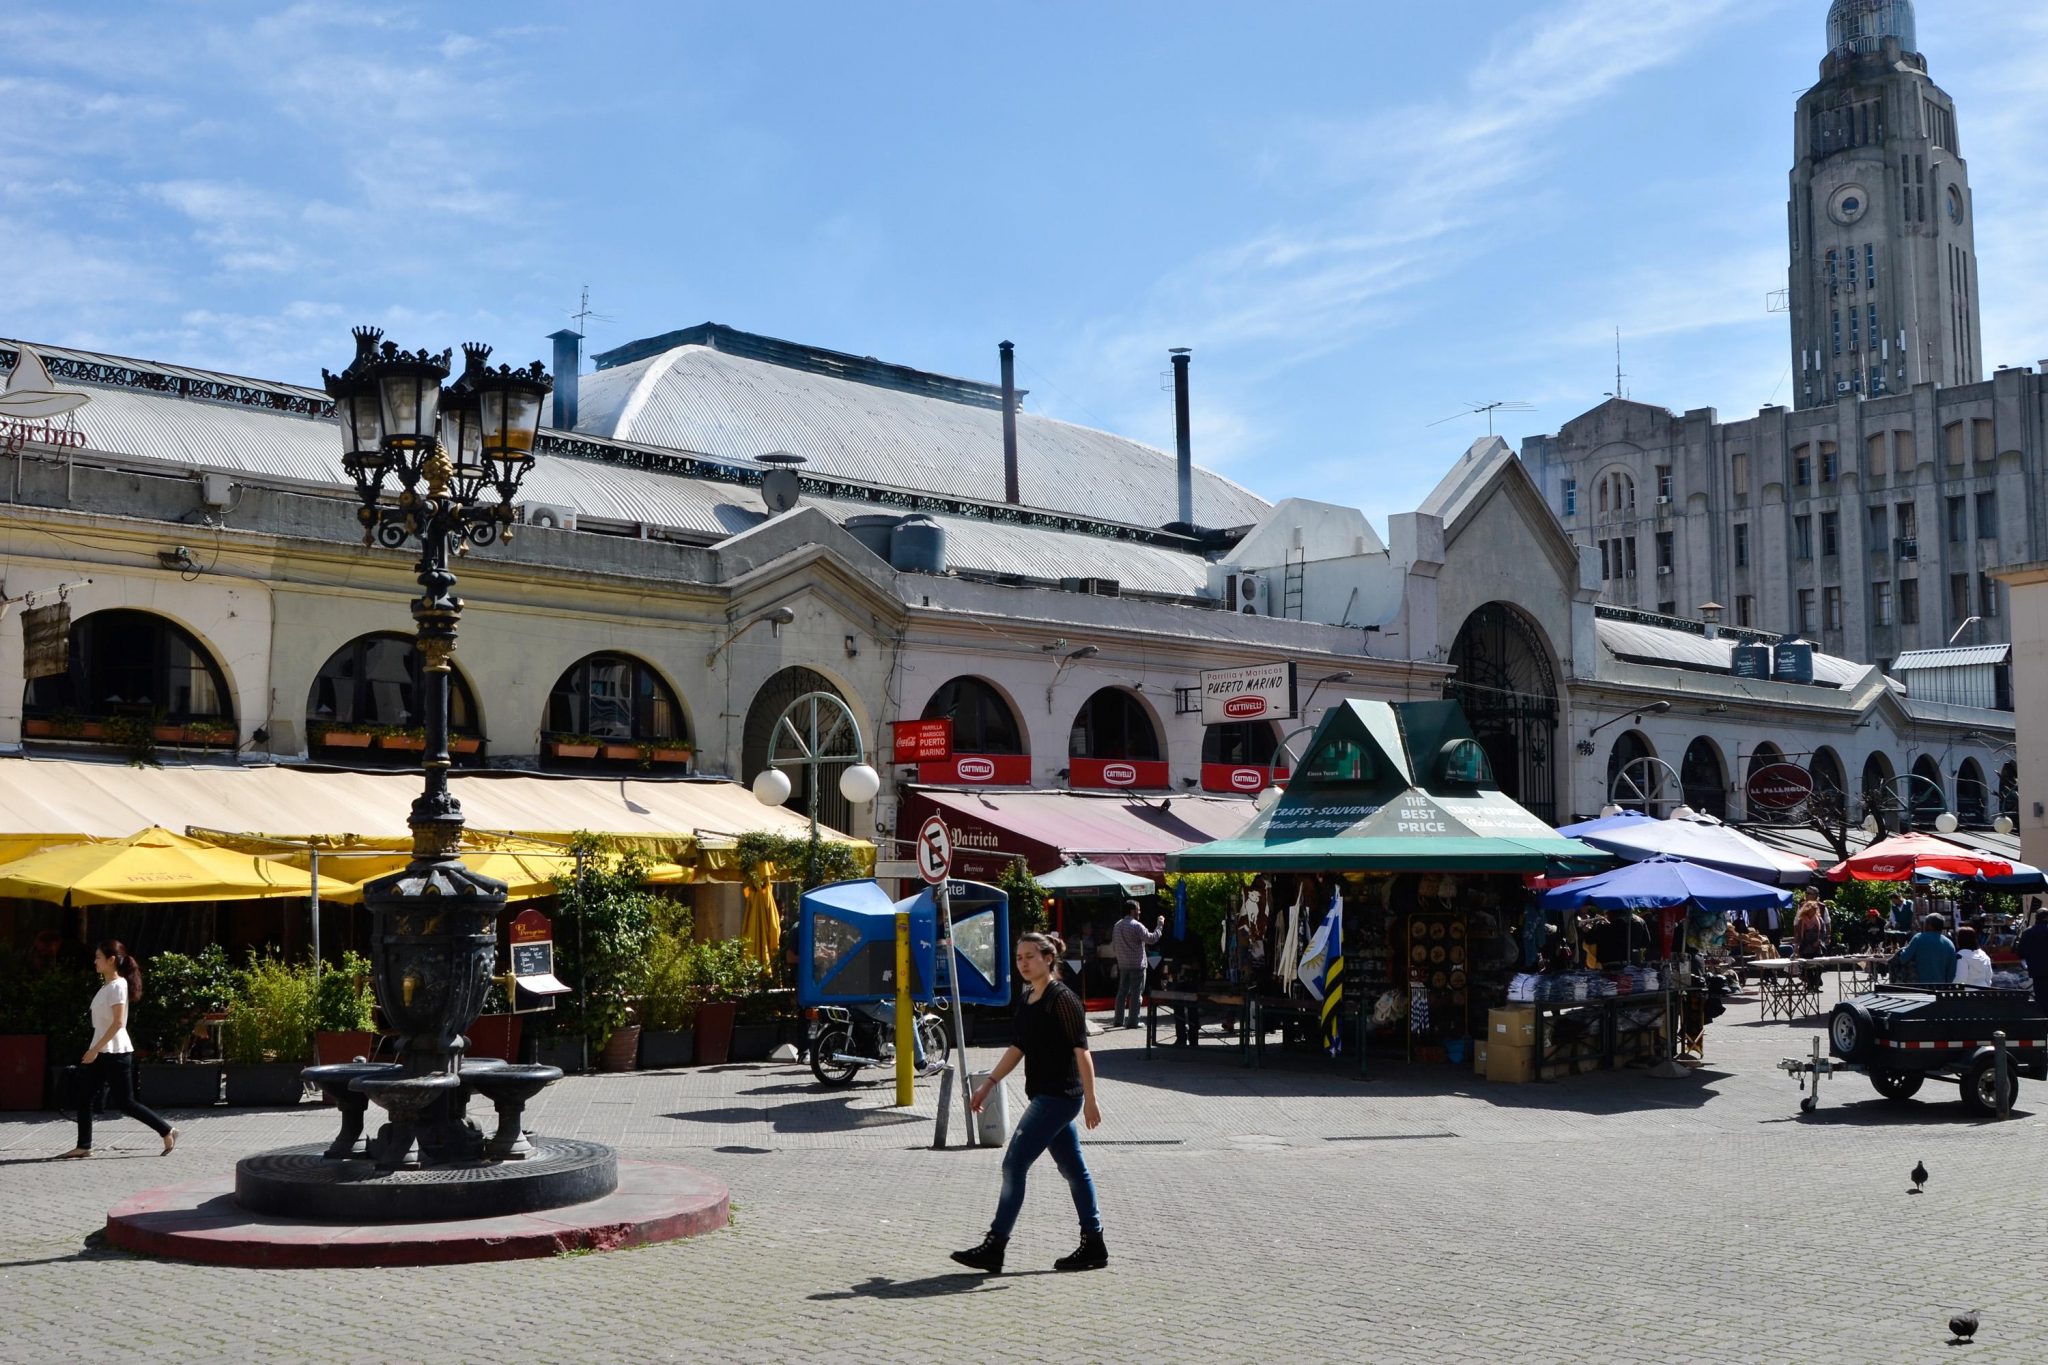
[1960,1054,2016,1116]
[1829,1002,1877,1063]
[1870,1069,1923,1102]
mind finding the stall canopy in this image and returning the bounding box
[1539,856,1793,915]
[1167,700,1605,873]
[1555,809,1657,839]
[1823,832,2015,883]
[1570,812,1818,886]
[1036,863,1156,897]
[0,758,872,888]
[902,787,1255,879]
[0,826,348,906]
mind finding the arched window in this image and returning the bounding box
[1202,721,1281,767]
[24,609,232,735]
[743,667,858,835]
[1680,737,1727,819]
[1747,742,1785,780]
[1809,747,1847,799]
[1607,730,1661,810]
[1910,755,1946,827]
[1999,762,2019,821]
[921,678,1022,754]
[1956,758,1988,826]
[1069,688,1160,761]
[307,633,480,760]
[544,654,686,766]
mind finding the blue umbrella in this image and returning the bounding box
[1556,809,1657,839]
[1540,855,1793,914]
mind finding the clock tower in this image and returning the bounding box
[1787,0,1980,408]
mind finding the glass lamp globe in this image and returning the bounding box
[1599,804,1620,819]
[1934,811,1959,834]
[838,763,881,804]
[1995,815,2015,835]
[752,768,792,807]
[1861,814,1880,834]
[1255,785,1283,811]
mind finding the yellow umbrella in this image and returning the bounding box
[298,849,693,902]
[740,876,782,969]
[0,826,352,905]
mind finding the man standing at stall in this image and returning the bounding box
[2016,907,2048,1014]
[1893,914,1958,986]
[1111,901,1164,1029]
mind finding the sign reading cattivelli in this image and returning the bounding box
[1198,661,1298,726]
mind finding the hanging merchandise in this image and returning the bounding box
[1276,880,1306,994]
[1409,976,1432,1036]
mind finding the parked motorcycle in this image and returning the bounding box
[808,1000,952,1087]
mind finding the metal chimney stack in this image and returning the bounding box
[548,328,582,430]
[1170,348,1193,527]
[999,341,1020,505]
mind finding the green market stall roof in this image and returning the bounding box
[1166,699,1605,874]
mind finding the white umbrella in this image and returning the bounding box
[1579,816,1818,886]
[1036,862,1156,896]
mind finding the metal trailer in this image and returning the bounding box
[1778,985,2048,1115]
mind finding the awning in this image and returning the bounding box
[0,758,872,882]
[902,787,1258,878]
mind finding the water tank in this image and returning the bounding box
[889,515,947,574]
[1771,641,1815,685]
[1730,644,1771,680]
[843,514,901,558]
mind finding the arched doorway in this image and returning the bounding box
[745,667,859,836]
[306,631,482,764]
[1606,730,1663,811]
[1910,755,1947,828]
[1956,758,1988,826]
[921,677,1023,754]
[1068,687,1165,789]
[1860,751,1895,822]
[23,608,235,754]
[1680,737,1727,819]
[1446,602,1558,823]
[543,652,688,771]
[1809,746,1847,800]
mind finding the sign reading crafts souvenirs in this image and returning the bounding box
[891,718,952,764]
[1198,661,1297,726]
[1746,762,1815,812]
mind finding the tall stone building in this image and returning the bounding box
[1528,0,2043,669]
[1788,0,1980,407]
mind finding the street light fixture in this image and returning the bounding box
[752,689,881,846]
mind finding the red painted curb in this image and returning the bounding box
[104,1159,728,1268]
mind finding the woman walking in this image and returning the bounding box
[951,931,1106,1275]
[57,941,177,1159]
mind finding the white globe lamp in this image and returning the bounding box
[1995,814,2016,835]
[1255,784,1283,811]
[838,763,881,804]
[1599,804,1620,819]
[1860,814,1879,834]
[1934,811,1959,834]
[752,767,792,807]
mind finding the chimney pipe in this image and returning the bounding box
[999,340,1020,505]
[1169,348,1193,527]
[548,328,582,430]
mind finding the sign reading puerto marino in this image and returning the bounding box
[1198,661,1297,726]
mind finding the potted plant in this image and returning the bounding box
[730,980,788,1062]
[547,734,602,760]
[26,709,97,741]
[0,957,92,1111]
[374,724,427,752]
[685,938,764,1066]
[449,734,484,756]
[102,710,161,767]
[641,740,693,768]
[131,946,229,1108]
[311,951,378,1065]
[600,740,641,761]
[635,903,698,1069]
[310,719,374,748]
[179,716,239,748]
[551,833,657,1070]
[222,952,317,1106]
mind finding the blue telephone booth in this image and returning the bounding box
[798,879,1010,1008]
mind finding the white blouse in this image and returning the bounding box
[1954,949,1995,989]
[90,977,135,1054]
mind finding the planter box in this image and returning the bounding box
[223,1062,307,1107]
[599,1024,642,1072]
[24,720,102,740]
[137,1062,221,1108]
[601,743,640,761]
[467,1014,522,1061]
[694,1001,737,1065]
[536,1036,584,1073]
[0,1034,48,1110]
[639,1028,696,1069]
[316,731,374,748]
[730,1023,777,1062]
[376,734,426,751]
[648,748,692,765]
[449,736,483,755]
[314,1031,378,1066]
[547,741,600,759]
[156,725,235,746]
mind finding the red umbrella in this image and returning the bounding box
[1823,833,2014,882]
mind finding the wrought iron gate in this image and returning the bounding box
[1446,603,1558,824]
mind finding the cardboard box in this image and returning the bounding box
[1486,1041,1535,1084]
[1488,1006,1536,1048]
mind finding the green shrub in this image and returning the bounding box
[735,830,860,891]
[685,938,771,1005]
[637,901,698,1032]
[311,951,376,1033]
[995,858,1048,939]
[223,953,318,1065]
[0,959,97,1051]
[551,833,659,1046]
[132,945,231,1060]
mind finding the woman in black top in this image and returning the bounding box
[950,931,1105,1275]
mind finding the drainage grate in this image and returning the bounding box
[1324,1132,1458,1142]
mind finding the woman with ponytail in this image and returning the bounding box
[56,941,177,1159]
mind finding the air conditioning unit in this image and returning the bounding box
[1837,380,1853,393]
[1656,564,1673,576]
[1655,495,1671,506]
[1222,571,1265,615]
[522,502,578,532]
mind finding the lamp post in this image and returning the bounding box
[320,327,552,1168]
[752,689,881,848]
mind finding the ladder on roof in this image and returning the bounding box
[1282,548,1306,620]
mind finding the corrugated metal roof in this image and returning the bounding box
[1596,618,1866,688]
[1892,644,2011,670]
[574,343,1271,529]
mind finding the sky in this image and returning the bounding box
[5,1,2047,530]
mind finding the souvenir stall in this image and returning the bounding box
[1166,699,1606,1078]
[1035,862,1160,1005]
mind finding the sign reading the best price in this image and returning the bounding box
[1198,661,1298,726]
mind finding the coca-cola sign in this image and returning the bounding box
[953,756,996,782]
[1746,762,1815,812]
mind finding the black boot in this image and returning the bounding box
[950,1232,1007,1274]
[1054,1229,1108,1272]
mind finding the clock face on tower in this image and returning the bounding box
[1947,185,1965,225]
[1828,184,1868,225]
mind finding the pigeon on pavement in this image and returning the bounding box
[1910,1160,1928,1194]
[1948,1309,1979,1344]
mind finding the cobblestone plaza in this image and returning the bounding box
[3,999,2042,1364]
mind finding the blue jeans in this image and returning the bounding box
[1113,966,1145,1027]
[990,1094,1100,1239]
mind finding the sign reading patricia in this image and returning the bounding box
[891,718,953,764]
[1746,762,1815,812]
[1198,661,1297,726]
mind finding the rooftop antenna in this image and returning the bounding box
[1605,327,1628,400]
[1427,400,1532,436]
[569,285,613,343]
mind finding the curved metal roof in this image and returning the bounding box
[574,342,1270,530]
[1596,618,1866,689]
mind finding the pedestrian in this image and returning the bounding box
[950,931,1105,1275]
[1890,893,1916,935]
[1952,926,1994,988]
[1110,900,1164,1029]
[2016,908,2048,1013]
[56,941,177,1159]
[1892,914,1958,986]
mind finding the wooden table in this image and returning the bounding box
[1144,989,1251,1065]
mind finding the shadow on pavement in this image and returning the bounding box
[809,1272,1047,1301]
[667,1094,924,1135]
[1765,1096,2035,1126]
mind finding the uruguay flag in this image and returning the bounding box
[1318,894,1343,1057]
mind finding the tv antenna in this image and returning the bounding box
[569,285,613,339]
[1427,400,1533,435]
[1604,327,1628,400]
